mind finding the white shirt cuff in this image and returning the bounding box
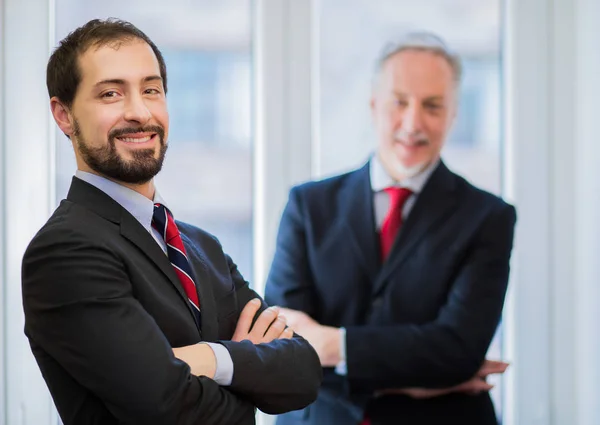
[203,342,234,386]
[335,327,347,375]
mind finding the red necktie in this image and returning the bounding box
[379,187,413,261]
[152,203,201,326]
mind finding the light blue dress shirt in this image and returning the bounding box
[75,170,234,386]
[335,155,440,375]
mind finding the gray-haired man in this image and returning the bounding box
[265,32,516,425]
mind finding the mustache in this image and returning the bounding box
[393,129,429,146]
[109,125,165,141]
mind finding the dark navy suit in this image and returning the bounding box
[266,160,516,425]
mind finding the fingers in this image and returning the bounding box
[250,306,280,339]
[376,378,496,400]
[393,388,449,399]
[232,298,262,342]
[278,307,296,316]
[478,359,509,377]
[455,377,494,394]
[279,327,294,339]
[263,314,288,342]
[482,359,509,369]
[277,308,308,329]
[467,380,494,394]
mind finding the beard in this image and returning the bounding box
[391,159,428,178]
[391,128,432,178]
[73,119,168,184]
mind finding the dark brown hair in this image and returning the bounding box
[47,18,168,107]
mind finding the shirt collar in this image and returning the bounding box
[75,170,168,232]
[369,153,439,194]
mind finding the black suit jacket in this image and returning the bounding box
[22,177,322,425]
[265,161,517,425]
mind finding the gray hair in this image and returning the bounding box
[373,31,462,87]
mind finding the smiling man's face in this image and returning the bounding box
[371,49,457,180]
[55,38,169,184]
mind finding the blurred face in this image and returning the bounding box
[370,49,457,180]
[51,39,169,184]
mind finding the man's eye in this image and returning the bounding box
[101,91,118,98]
[145,88,160,95]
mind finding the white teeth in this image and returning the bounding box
[119,135,152,143]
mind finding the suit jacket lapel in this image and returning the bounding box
[67,177,201,331]
[341,162,380,282]
[373,161,458,296]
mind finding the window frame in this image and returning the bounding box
[2,0,58,423]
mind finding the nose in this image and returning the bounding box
[123,93,152,125]
[402,102,424,134]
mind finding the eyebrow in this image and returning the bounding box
[94,75,163,87]
[392,91,445,102]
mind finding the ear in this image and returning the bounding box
[50,97,75,137]
[370,95,378,123]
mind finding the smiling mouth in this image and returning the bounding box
[116,134,156,143]
[396,139,429,148]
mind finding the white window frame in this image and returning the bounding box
[2,0,58,424]
[0,0,6,422]
[502,0,553,422]
[252,0,315,297]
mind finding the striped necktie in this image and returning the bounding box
[152,203,201,326]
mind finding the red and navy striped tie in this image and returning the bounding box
[152,203,201,326]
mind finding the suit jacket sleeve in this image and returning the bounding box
[264,187,319,316]
[346,203,517,391]
[217,251,322,415]
[22,229,255,425]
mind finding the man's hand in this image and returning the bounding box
[378,359,509,399]
[172,343,217,378]
[279,308,341,367]
[171,298,294,379]
[232,298,294,344]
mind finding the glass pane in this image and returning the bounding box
[54,0,253,279]
[317,0,504,419]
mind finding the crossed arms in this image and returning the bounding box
[22,228,322,425]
